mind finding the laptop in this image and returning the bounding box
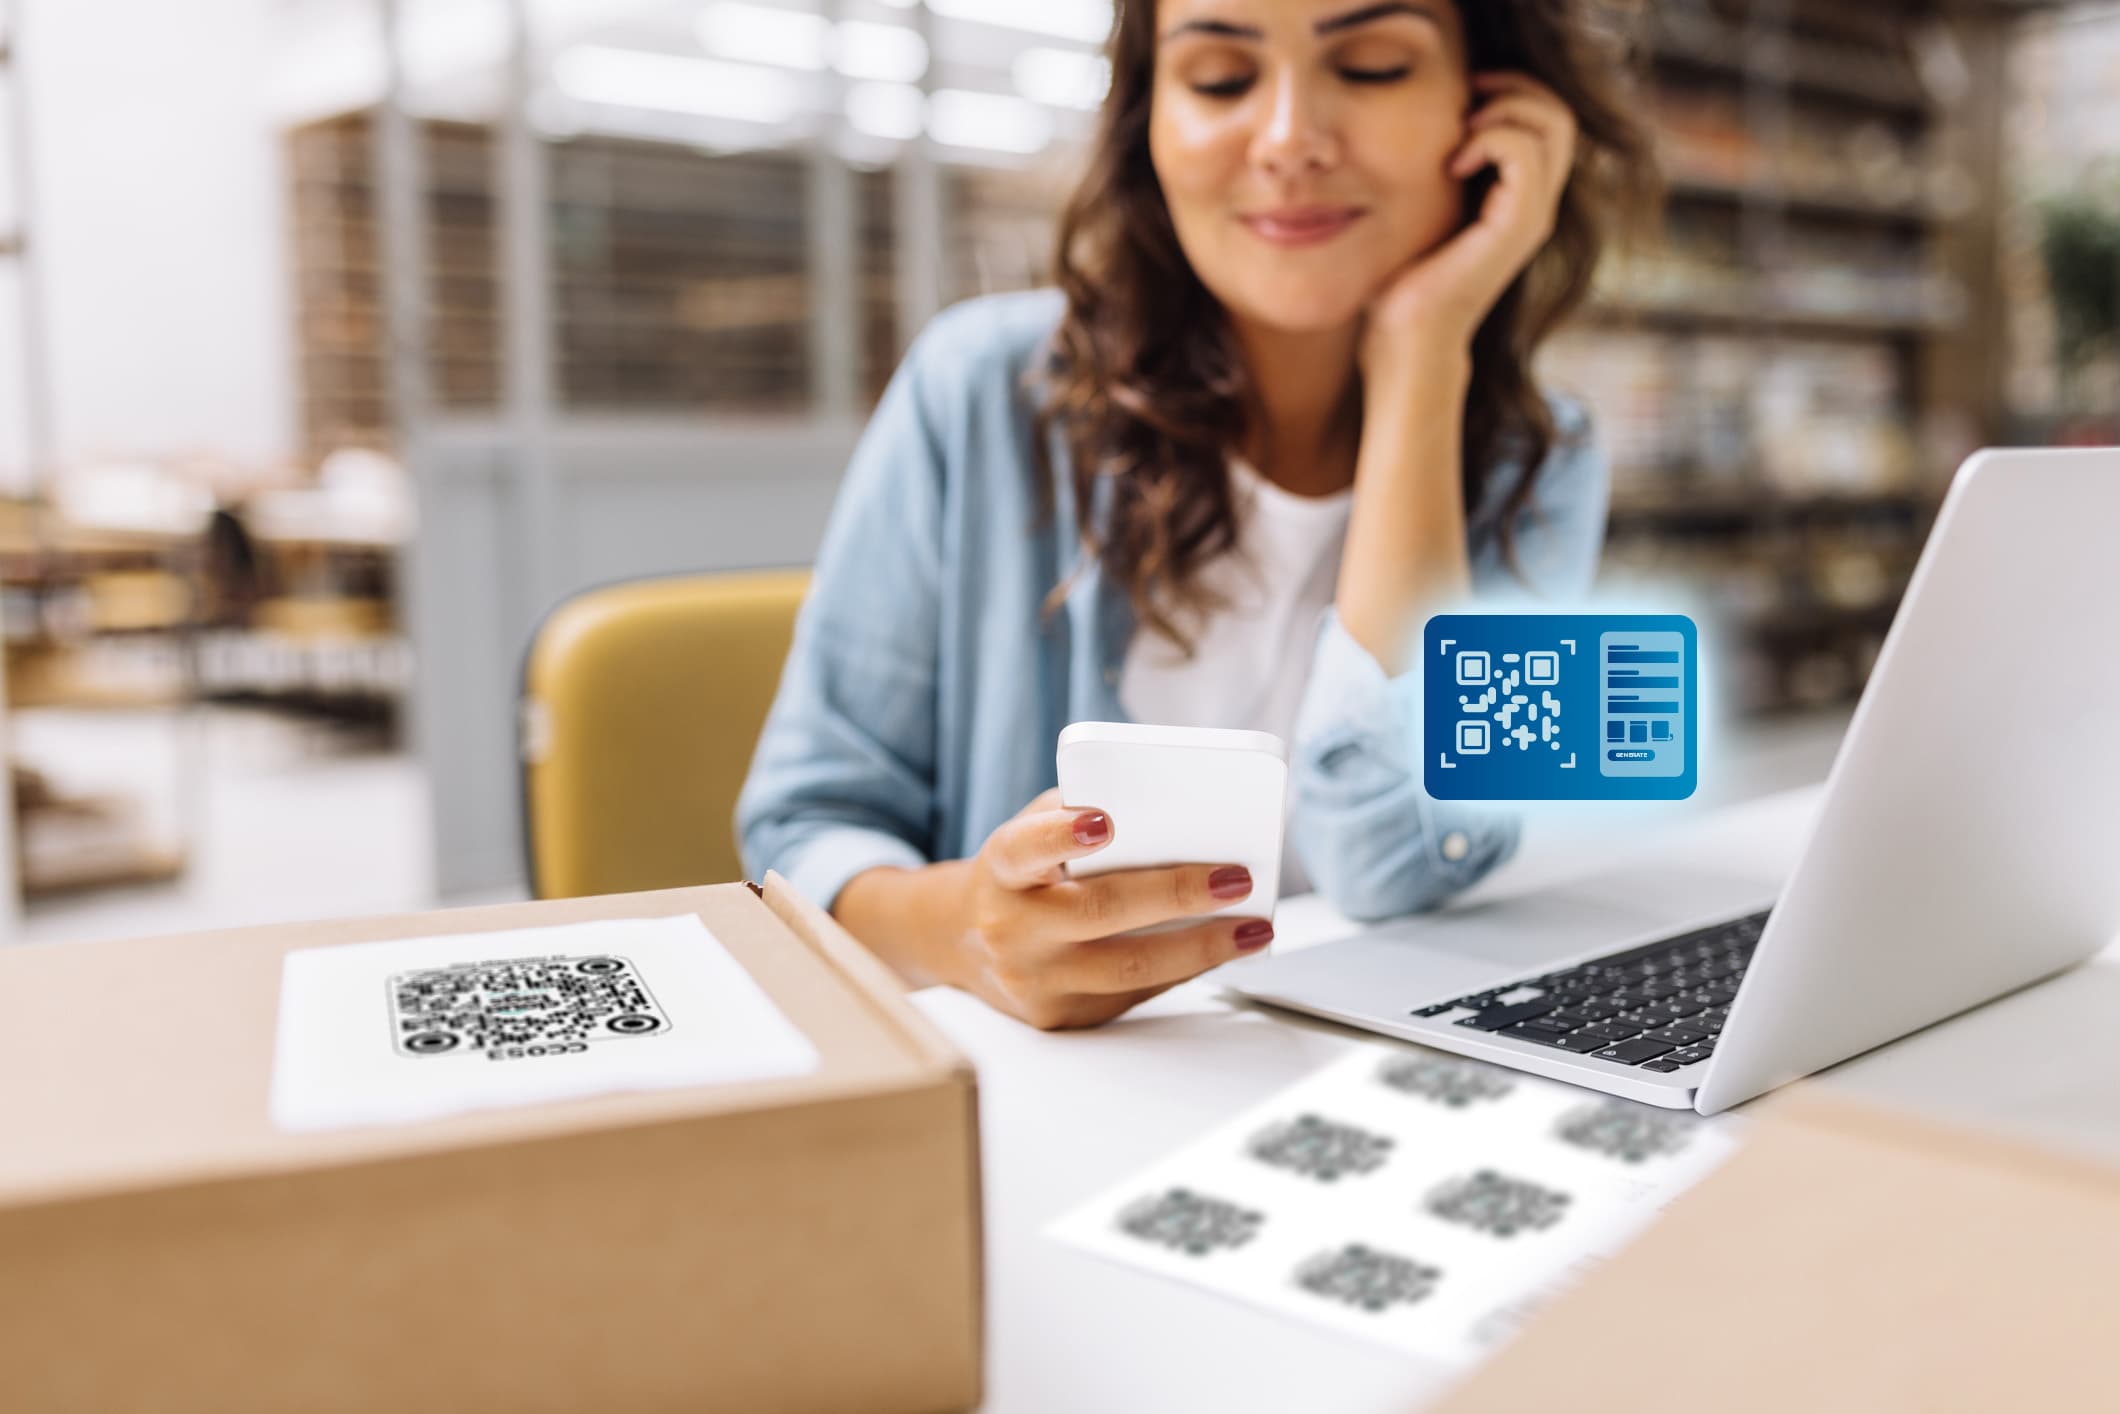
[1232,447,2120,1114]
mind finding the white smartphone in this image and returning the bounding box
[1054,721,1289,925]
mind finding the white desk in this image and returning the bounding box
[912,783,2120,1413]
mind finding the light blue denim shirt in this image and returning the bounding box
[737,289,1608,922]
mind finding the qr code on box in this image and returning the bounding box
[1117,1188,1265,1257]
[1294,1243,1442,1313]
[389,953,671,1060]
[1377,1053,1517,1108]
[1424,1169,1572,1237]
[1554,1098,1699,1163]
[1247,1113,1394,1182]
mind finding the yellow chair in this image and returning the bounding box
[521,569,808,898]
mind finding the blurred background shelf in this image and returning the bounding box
[1533,0,2020,718]
[0,0,2111,923]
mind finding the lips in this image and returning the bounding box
[1238,205,1365,247]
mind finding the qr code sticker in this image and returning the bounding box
[1117,1188,1265,1257]
[1247,1113,1395,1182]
[1554,1098,1699,1163]
[1424,1169,1573,1238]
[389,953,671,1060]
[1294,1243,1442,1313]
[1377,1053,1517,1108]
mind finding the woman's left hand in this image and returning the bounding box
[1361,71,1579,377]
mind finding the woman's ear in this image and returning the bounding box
[1446,91,1489,231]
[1457,164,1497,231]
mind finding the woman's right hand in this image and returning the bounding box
[949,788,1274,1030]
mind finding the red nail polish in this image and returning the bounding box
[1234,920,1274,950]
[1072,812,1111,846]
[1209,866,1252,899]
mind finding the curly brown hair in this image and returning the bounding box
[1034,0,1660,647]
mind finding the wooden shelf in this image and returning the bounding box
[20,842,187,898]
[1608,484,1936,524]
[1744,600,1903,638]
[1581,295,1955,339]
[1648,15,1930,114]
[1663,170,1945,226]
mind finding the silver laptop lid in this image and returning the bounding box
[1698,447,2120,1112]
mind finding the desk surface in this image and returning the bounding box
[912,783,2120,1413]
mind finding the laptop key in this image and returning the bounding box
[1500,1023,1566,1046]
[1643,1024,1709,1045]
[1640,1060,1683,1073]
[1411,1003,1456,1017]
[1550,1032,1608,1053]
[1454,999,1557,1032]
[1576,1020,1639,1041]
[1665,1047,1712,1065]
[1593,1038,1676,1065]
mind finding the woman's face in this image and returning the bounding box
[1148,0,1473,335]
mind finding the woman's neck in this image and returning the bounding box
[1233,317,1363,498]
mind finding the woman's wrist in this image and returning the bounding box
[1359,336,1472,413]
[1336,340,1474,673]
[832,859,977,993]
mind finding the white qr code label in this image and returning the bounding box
[390,954,672,1059]
[271,914,818,1133]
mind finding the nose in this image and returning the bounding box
[1249,67,1339,179]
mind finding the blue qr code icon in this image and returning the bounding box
[1423,614,1697,801]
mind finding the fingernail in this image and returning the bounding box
[1234,920,1274,951]
[1072,811,1111,846]
[1209,866,1252,899]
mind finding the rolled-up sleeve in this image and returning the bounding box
[1288,397,1609,922]
[735,327,951,911]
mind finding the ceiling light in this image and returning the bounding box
[1012,46,1108,109]
[553,46,804,124]
[695,3,830,70]
[927,88,1053,153]
[926,0,1111,45]
[834,20,928,84]
[845,81,925,140]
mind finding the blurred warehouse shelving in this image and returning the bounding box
[293,0,2042,729]
[287,112,905,446]
[267,0,2075,898]
[1543,0,2016,714]
[0,488,204,897]
[0,452,416,904]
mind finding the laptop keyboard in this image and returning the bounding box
[1408,909,1769,1073]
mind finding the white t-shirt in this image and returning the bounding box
[1118,457,1355,895]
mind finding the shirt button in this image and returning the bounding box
[1440,831,1470,862]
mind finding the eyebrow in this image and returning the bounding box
[1160,1,1444,42]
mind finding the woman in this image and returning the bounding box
[739,0,1656,1028]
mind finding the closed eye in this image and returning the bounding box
[1340,64,1411,83]
[1193,75,1256,97]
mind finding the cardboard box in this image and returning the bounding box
[0,876,982,1413]
[1433,1090,2120,1412]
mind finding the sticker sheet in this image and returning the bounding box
[1049,1041,1742,1365]
[271,913,819,1133]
